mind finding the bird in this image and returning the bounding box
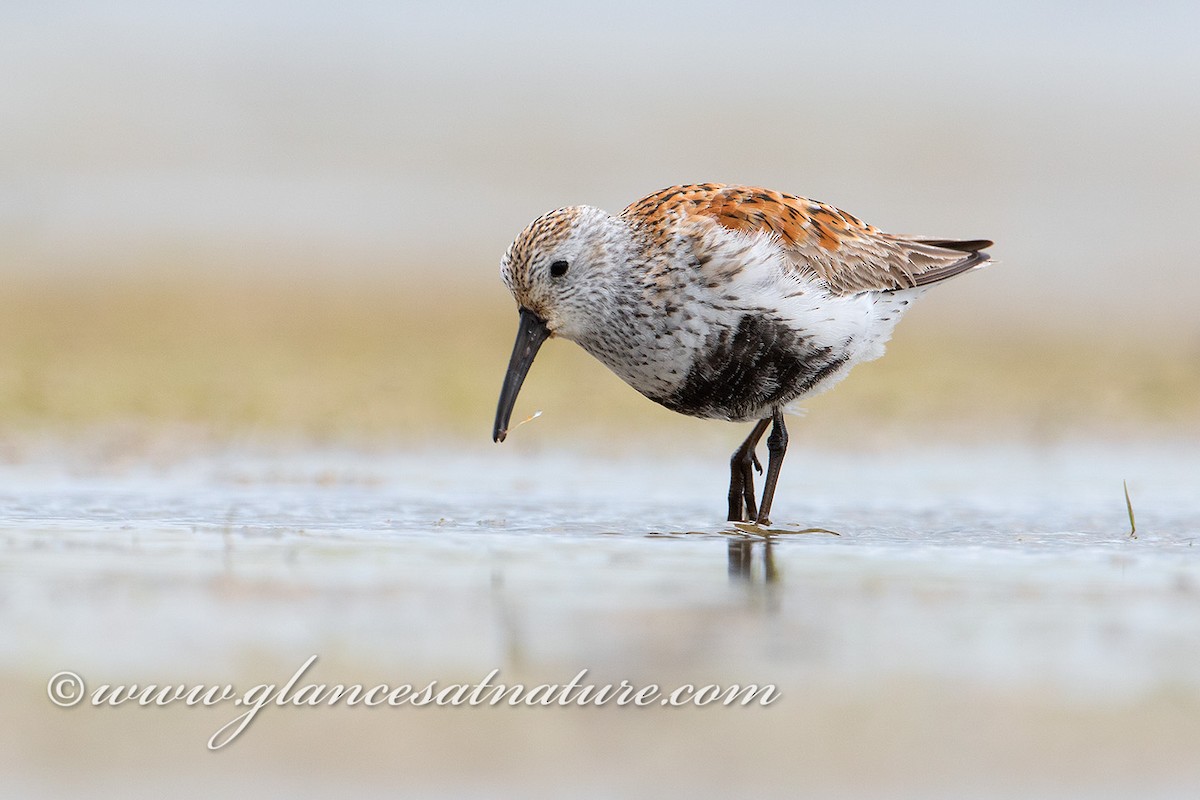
[492,183,992,525]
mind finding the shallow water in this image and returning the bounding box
[2,440,1199,797]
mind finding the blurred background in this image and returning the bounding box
[4,5,1200,798]
[2,0,1199,445]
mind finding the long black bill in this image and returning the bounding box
[492,307,551,443]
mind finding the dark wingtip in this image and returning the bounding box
[493,429,508,444]
[914,238,993,253]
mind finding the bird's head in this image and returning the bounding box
[493,205,637,442]
[499,205,637,340]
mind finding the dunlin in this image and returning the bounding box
[492,183,992,524]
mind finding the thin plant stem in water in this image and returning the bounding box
[1124,479,1137,539]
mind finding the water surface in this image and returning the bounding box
[2,440,1198,797]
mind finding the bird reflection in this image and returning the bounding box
[727,536,778,585]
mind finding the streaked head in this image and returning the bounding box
[499,205,629,336]
[492,204,635,442]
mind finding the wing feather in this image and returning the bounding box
[622,184,992,295]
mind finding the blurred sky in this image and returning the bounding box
[2,1,1199,334]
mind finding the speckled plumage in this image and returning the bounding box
[494,183,993,524]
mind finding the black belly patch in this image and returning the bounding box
[660,315,847,421]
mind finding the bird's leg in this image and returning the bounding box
[754,411,789,526]
[727,418,771,522]
[744,451,763,519]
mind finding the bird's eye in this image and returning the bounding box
[550,260,569,278]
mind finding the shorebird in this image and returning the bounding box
[492,184,992,525]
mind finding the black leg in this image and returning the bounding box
[755,410,789,526]
[727,418,771,522]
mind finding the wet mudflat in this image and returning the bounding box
[1,439,1198,798]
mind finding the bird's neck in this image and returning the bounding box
[569,231,702,404]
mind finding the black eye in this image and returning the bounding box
[550,260,569,278]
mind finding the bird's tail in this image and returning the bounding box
[900,237,994,287]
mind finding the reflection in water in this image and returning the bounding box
[490,568,528,672]
[727,537,778,585]
[728,537,781,615]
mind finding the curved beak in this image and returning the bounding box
[493,307,551,443]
